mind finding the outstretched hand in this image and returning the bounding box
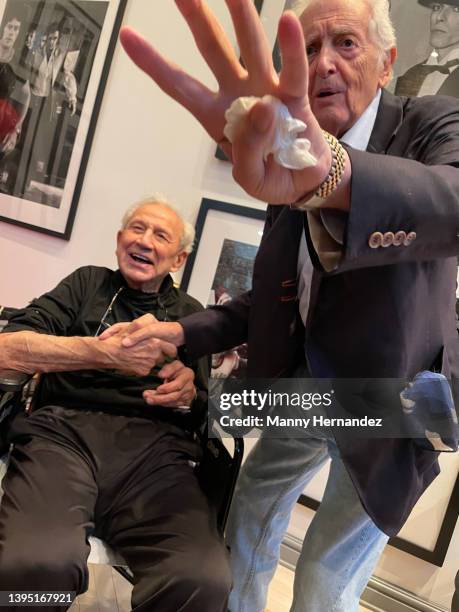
[120,0,331,204]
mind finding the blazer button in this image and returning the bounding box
[403,231,417,246]
[382,232,395,247]
[369,232,383,249]
[393,231,406,246]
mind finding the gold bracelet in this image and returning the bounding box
[289,130,346,211]
[315,130,346,199]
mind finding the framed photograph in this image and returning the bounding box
[0,0,127,239]
[180,197,265,378]
[390,0,459,99]
[299,453,459,566]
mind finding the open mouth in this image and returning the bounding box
[317,90,340,98]
[130,253,152,265]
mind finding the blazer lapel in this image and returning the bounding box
[367,89,405,154]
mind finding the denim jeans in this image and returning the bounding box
[226,428,389,612]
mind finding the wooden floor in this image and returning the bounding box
[70,563,374,611]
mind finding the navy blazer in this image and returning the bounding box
[182,90,459,536]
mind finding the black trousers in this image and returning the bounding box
[0,406,231,611]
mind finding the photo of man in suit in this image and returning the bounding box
[395,0,459,96]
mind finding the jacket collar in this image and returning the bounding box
[114,270,176,302]
[366,89,405,154]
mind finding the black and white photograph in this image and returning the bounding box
[391,0,459,97]
[0,0,126,238]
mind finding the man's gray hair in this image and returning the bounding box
[291,0,396,60]
[121,194,195,254]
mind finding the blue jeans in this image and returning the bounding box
[226,429,389,612]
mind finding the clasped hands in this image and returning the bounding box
[120,0,334,205]
[99,314,194,409]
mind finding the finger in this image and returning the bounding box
[120,26,219,139]
[155,378,189,395]
[144,389,189,406]
[158,360,184,379]
[159,340,178,360]
[176,0,246,88]
[127,313,158,332]
[225,0,276,83]
[122,322,168,347]
[98,322,127,340]
[231,100,275,193]
[277,12,309,101]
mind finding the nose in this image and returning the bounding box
[434,5,448,21]
[315,45,337,78]
[136,228,155,248]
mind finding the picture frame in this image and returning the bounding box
[0,0,127,239]
[299,453,459,567]
[181,197,265,303]
[389,0,459,99]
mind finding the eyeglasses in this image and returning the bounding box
[93,286,170,337]
[94,287,124,337]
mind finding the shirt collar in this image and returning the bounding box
[426,47,459,65]
[340,89,382,152]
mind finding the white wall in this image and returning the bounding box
[0,0,279,307]
[0,0,457,609]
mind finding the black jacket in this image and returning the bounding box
[5,266,209,430]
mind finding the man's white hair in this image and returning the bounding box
[290,0,396,62]
[121,194,195,254]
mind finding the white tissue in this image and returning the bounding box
[223,95,317,170]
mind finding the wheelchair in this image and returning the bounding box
[0,306,243,584]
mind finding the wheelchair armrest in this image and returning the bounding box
[0,370,32,393]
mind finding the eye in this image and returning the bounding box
[156,232,171,242]
[306,44,317,58]
[431,3,442,11]
[340,38,356,49]
[129,224,144,233]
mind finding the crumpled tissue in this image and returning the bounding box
[223,94,317,170]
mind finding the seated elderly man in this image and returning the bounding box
[0,197,231,612]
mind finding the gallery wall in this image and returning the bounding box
[0,0,457,609]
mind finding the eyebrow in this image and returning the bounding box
[304,24,362,43]
[129,218,174,238]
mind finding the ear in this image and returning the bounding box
[378,47,397,89]
[170,251,188,273]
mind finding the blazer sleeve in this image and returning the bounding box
[308,96,459,273]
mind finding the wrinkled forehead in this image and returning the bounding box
[300,0,372,39]
[128,204,183,234]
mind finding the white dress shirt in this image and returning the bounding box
[418,47,459,97]
[297,90,381,325]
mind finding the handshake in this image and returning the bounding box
[98,314,191,408]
